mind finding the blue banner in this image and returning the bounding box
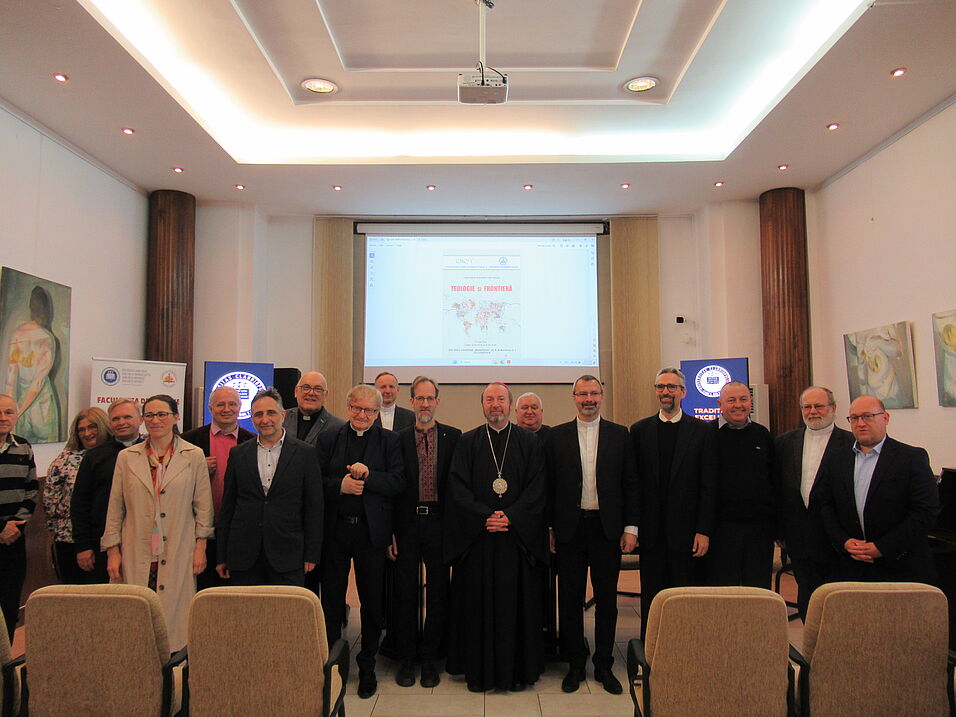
[679,357,749,422]
[203,361,275,433]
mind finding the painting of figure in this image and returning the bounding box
[932,309,956,407]
[843,321,917,409]
[0,267,71,443]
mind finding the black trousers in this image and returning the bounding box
[790,553,833,622]
[0,534,26,641]
[706,521,774,588]
[555,514,620,669]
[638,543,699,639]
[230,551,304,587]
[53,540,86,585]
[322,518,386,672]
[394,512,449,661]
[196,538,229,590]
[77,548,110,584]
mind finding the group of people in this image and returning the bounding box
[0,365,940,702]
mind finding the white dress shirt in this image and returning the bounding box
[380,404,395,430]
[800,423,834,507]
[577,417,600,509]
[256,429,286,494]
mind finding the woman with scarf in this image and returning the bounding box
[102,394,213,651]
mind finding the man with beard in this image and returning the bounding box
[373,371,415,432]
[630,368,715,637]
[445,382,548,692]
[391,376,461,688]
[547,375,638,694]
[775,386,853,619]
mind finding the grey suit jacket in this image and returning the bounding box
[282,406,346,447]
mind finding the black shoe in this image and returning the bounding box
[593,667,623,695]
[467,682,484,693]
[420,661,441,688]
[358,672,378,699]
[562,666,586,693]
[395,659,416,687]
[509,680,526,692]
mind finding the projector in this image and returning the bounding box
[458,73,509,104]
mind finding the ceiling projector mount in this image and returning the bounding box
[458,0,509,104]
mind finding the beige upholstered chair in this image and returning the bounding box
[790,581,952,717]
[1,613,23,717]
[22,584,184,717]
[185,586,348,717]
[627,586,792,717]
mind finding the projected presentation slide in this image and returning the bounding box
[364,235,599,383]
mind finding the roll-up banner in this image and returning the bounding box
[679,357,750,422]
[202,361,275,434]
[90,357,187,427]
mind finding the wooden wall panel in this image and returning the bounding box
[313,218,355,416]
[759,187,811,435]
[609,216,661,427]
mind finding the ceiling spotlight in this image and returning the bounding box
[172,167,184,173]
[522,184,533,190]
[234,184,246,190]
[121,127,135,135]
[890,67,906,77]
[620,183,631,189]
[826,122,840,131]
[714,181,725,187]
[624,76,658,93]
[332,185,343,191]
[301,78,338,94]
[426,184,436,191]
[53,73,69,83]
[777,164,789,171]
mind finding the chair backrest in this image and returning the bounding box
[187,586,329,717]
[802,581,949,717]
[25,584,170,717]
[644,586,790,717]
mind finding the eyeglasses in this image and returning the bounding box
[801,403,833,411]
[846,411,885,424]
[573,391,603,398]
[348,404,379,417]
[298,385,327,395]
[76,425,99,434]
[143,411,174,421]
[413,396,437,404]
[654,383,683,392]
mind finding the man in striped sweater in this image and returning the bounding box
[0,394,37,640]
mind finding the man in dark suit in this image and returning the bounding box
[319,384,404,699]
[71,398,142,583]
[281,370,346,447]
[182,385,255,588]
[391,376,461,688]
[216,388,323,586]
[630,367,716,636]
[817,395,939,583]
[373,371,415,432]
[774,386,853,620]
[548,375,638,694]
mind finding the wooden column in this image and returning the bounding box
[759,188,810,436]
[313,218,355,415]
[146,190,196,424]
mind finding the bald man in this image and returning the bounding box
[282,371,346,447]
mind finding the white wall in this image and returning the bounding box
[0,105,147,470]
[806,101,956,470]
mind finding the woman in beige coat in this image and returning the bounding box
[102,394,213,651]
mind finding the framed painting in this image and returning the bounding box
[843,321,917,409]
[932,309,956,407]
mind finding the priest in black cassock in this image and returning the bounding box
[444,382,548,693]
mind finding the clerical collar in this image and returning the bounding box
[807,423,835,437]
[350,424,369,437]
[658,409,683,423]
[488,421,511,433]
[302,413,312,421]
[576,416,600,429]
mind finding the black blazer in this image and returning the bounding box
[70,437,141,554]
[374,406,416,432]
[817,435,939,582]
[180,423,255,456]
[282,406,347,447]
[775,425,853,559]
[395,421,462,534]
[547,418,638,543]
[318,423,404,548]
[217,435,324,572]
[629,413,716,552]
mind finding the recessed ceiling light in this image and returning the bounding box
[522,184,533,190]
[777,164,789,171]
[301,78,338,94]
[620,183,631,189]
[891,67,906,77]
[53,73,69,83]
[234,184,246,190]
[624,76,658,93]
[826,122,840,131]
[172,167,184,173]
[121,127,135,135]
[426,184,436,191]
[332,185,343,191]
[714,181,725,187]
